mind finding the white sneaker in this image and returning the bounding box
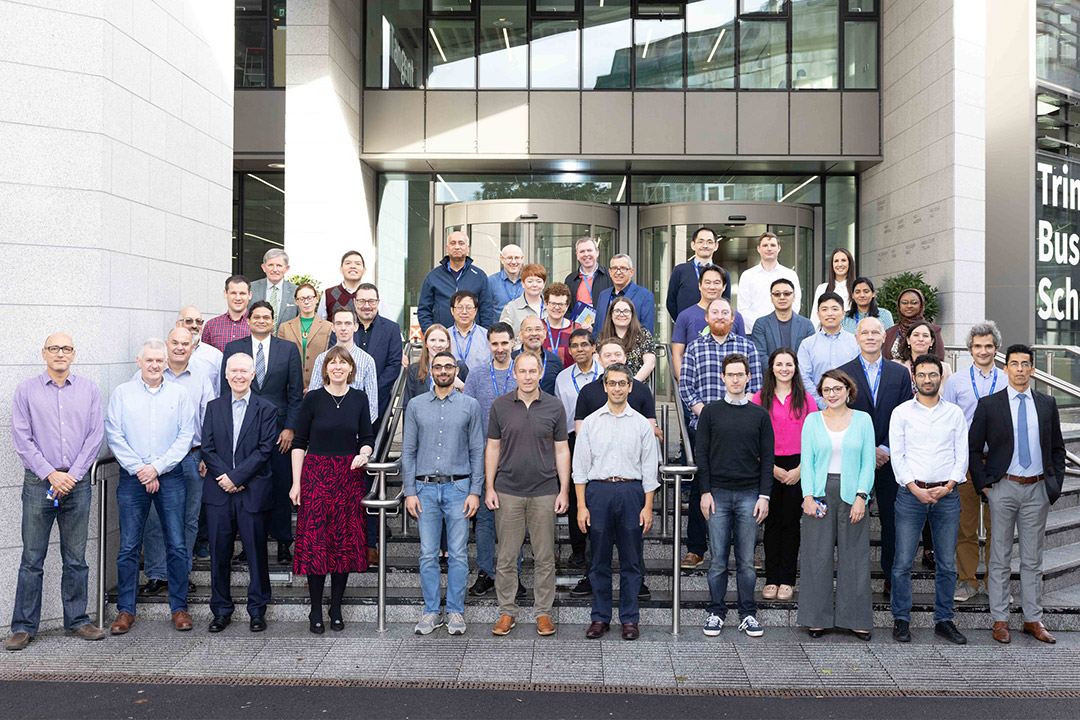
[446,612,466,635]
[414,613,444,635]
[954,583,978,602]
[739,615,764,637]
[702,613,724,637]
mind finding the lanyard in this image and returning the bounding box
[971,365,998,399]
[546,321,566,354]
[581,270,595,302]
[860,356,882,402]
[449,263,466,287]
[693,261,704,280]
[427,369,434,391]
[452,326,475,363]
[490,363,510,396]
[571,362,599,392]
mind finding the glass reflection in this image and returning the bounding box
[428,19,476,88]
[739,20,787,89]
[687,0,736,89]
[480,2,527,88]
[792,0,838,89]
[584,0,631,88]
[635,18,684,89]
[844,21,877,89]
[740,0,785,12]
[532,20,580,88]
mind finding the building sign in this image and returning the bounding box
[1036,158,1080,342]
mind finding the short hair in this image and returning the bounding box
[692,226,717,242]
[487,322,514,341]
[225,274,250,291]
[913,353,943,375]
[431,350,457,365]
[543,282,571,303]
[294,282,318,299]
[575,236,599,251]
[597,338,625,356]
[855,316,884,335]
[816,291,844,310]
[249,300,275,320]
[602,363,632,384]
[513,350,542,371]
[967,321,1002,351]
[137,338,166,360]
[226,352,254,371]
[722,353,749,375]
[262,248,289,265]
[521,264,547,282]
[356,282,379,298]
[757,231,779,246]
[706,296,732,313]
[340,250,365,265]
[332,306,357,323]
[569,328,593,345]
[610,253,634,269]
[321,345,356,385]
[770,278,795,292]
[1004,343,1034,366]
[450,290,478,308]
[698,264,728,286]
[817,369,857,406]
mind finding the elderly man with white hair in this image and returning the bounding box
[248,249,297,330]
[488,244,525,319]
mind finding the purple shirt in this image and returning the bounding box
[671,304,746,346]
[12,372,104,480]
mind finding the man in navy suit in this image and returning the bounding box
[750,278,815,378]
[838,317,913,594]
[221,301,303,564]
[202,352,278,632]
[330,283,403,425]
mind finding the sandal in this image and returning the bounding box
[762,584,778,600]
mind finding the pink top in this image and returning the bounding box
[751,390,818,457]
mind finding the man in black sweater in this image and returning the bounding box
[696,353,774,639]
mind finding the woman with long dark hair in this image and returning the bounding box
[811,249,855,329]
[883,288,944,362]
[402,324,468,408]
[597,297,656,382]
[841,277,895,333]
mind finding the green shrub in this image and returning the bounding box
[877,271,939,323]
[287,274,322,298]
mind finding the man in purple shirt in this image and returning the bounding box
[6,333,105,651]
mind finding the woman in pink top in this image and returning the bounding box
[752,347,819,601]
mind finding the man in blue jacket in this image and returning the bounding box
[593,254,656,334]
[418,231,495,331]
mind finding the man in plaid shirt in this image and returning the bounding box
[202,276,252,352]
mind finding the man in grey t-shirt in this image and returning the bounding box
[485,352,570,637]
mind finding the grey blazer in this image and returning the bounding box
[249,278,298,325]
[750,311,815,378]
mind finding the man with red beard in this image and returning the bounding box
[677,297,762,569]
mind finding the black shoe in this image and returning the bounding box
[892,619,911,643]
[638,581,652,601]
[570,577,592,597]
[808,628,826,639]
[141,579,167,595]
[309,612,325,635]
[278,544,293,564]
[208,615,231,633]
[439,553,448,568]
[329,612,345,632]
[517,581,528,599]
[236,548,247,563]
[188,580,196,595]
[922,550,936,569]
[935,620,967,645]
[850,629,872,641]
[249,615,266,633]
[567,552,586,569]
[883,580,892,597]
[469,573,494,597]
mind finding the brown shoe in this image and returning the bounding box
[4,632,31,651]
[109,612,135,635]
[681,552,705,569]
[492,614,515,636]
[1023,621,1056,644]
[536,615,556,636]
[367,547,380,567]
[66,624,105,641]
[585,621,609,639]
[172,609,193,631]
[992,621,1011,644]
[621,622,640,640]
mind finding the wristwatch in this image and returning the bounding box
[855,491,869,501]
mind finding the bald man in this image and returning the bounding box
[489,244,525,319]
[512,316,564,395]
[178,306,223,389]
[418,231,496,331]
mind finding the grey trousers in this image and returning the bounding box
[494,492,557,618]
[986,478,1050,623]
[797,474,873,631]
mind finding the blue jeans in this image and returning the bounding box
[705,487,759,619]
[116,468,189,615]
[10,469,92,635]
[143,451,201,580]
[891,485,961,623]
[416,479,472,615]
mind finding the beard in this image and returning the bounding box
[708,317,733,336]
[433,375,456,388]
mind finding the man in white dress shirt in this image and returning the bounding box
[737,231,802,333]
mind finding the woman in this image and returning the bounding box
[841,277,895,334]
[752,348,818,602]
[290,346,374,634]
[597,297,656,382]
[811,249,855,329]
[798,369,876,640]
[883,288,944,361]
[402,324,468,408]
[900,321,952,393]
[277,283,333,387]
[541,282,577,368]
[500,263,547,335]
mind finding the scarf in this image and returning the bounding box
[891,287,926,359]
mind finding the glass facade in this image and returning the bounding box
[631,175,822,204]
[435,174,625,203]
[1037,0,1080,91]
[232,172,286,276]
[235,1,287,88]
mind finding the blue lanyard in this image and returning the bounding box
[971,365,998,399]
[571,362,599,392]
[860,356,882,402]
[581,270,595,301]
[546,321,566,354]
[452,326,474,363]
[427,369,435,391]
[449,264,466,287]
[490,363,510,396]
[693,261,704,280]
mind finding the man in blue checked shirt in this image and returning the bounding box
[797,292,860,410]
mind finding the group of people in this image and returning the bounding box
[4,231,1066,650]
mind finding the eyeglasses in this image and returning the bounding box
[609,267,632,274]
[723,372,747,379]
[605,380,630,388]
[453,304,476,312]
[547,302,568,309]
[914,372,941,380]
[180,318,205,326]
[431,363,458,372]
[44,346,75,355]
[295,295,318,303]
[1008,361,1033,369]
[355,299,379,306]
[771,291,794,298]
[612,308,633,316]
[821,386,847,396]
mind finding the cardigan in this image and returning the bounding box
[799,410,876,505]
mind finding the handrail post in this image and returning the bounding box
[660,406,670,538]
[94,460,108,630]
[377,467,388,632]
[671,471,682,635]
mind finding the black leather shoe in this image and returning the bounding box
[329,617,345,632]
[850,629,872,641]
[236,548,247,563]
[469,573,494,597]
[516,581,527,599]
[208,615,231,633]
[567,552,586,569]
[249,615,266,633]
[570,577,592,597]
[892,619,911,643]
[277,544,293,563]
[808,628,826,639]
[935,620,967,645]
[638,582,651,601]
[309,612,325,635]
[141,579,167,595]
[922,550,936,569]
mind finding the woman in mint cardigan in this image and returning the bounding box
[797,369,876,639]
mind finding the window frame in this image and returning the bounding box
[235,1,286,90]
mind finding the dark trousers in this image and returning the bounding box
[764,454,802,586]
[268,433,293,546]
[873,462,898,579]
[206,497,271,618]
[567,433,587,556]
[685,423,708,556]
[587,481,645,624]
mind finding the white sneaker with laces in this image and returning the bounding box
[702,613,724,637]
[739,615,764,637]
[414,613,444,635]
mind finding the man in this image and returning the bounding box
[697,353,773,638]
[248,249,297,330]
[838,317,912,594]
[201,353,278,634]
[798,293,860,410]
[310,307,379,424]
[678,297,762,570]
[489,244,525,319]
[402,351,485,636]
[178,306,223,385]
[593,254,656,334]
[512,316,563,395]
[574,363,658,641]
[448,290,492,375]
[889,353,969,645]
[942,321,1007,602]
[564,237,613,328]
[333,283,403,424]
[321,250,367,321]
[486,353,571,637]
[750,278,815,378]
[418,231,495,331]
[737,231,802,333]
[138,328,216,599]
[969,344,1066,645]
[221,301,303,564]
[105,339,196,635]
[6,334,105,651]
[666,227,733,324]
[202,275,252,351]
[671,264,745,381]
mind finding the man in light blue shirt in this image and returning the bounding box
[488,245,524,319]
[797,292,860,409]
[105,338,196,635]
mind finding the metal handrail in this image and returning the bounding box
[91,454,119,630]
[659,343,695,538]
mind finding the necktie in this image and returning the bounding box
[1017,393,1032,468]
[256,342,266,387]
[269,285,279,329]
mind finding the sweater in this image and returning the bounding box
[799,410,876,505]
[694,400,774,497]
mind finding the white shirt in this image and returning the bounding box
[738,262,802,333]
[251,335,272,369]
[572,404,659,492]
[554,360,601,435]
[810,281,850,330]
[827,427,845,474]
[1006,385,1044,477]
[889,397,969,487]
[191,341,223,394]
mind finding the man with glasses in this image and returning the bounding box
[447,290,492,375]
[969,344,1066,645]
[419,231,495,331]
[671,264,746,382]
[331,283,403,425]
[738,232,803,334]
[593,254,656,335]
[7,335,105,651]
[248,249,297,331]
[666,227,733,325]
[178,306,223,386]
[564,237,613,329]
[489,244,525,320]
[513,316,563,395]
[750,278,815,379]
[202,275,252,351]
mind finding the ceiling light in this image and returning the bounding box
[779,176,818,202]
[246,173,285,194]
[437,174,460,202]
[642,27,653,58]
[706,28,726,64]
[429,28,447,63]
[268,163,285,169]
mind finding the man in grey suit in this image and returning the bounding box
[248,249,297,331]
[750,278,814,377]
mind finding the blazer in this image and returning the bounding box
[800,410,877,506]
[969,387,1067,503]
[201,392,278,513]
[838,355,913,449]
[220,336,303,431]
[277,315,333,387]
[750,311,816,377]
[249,278,298,325]
[330,315,403,419]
